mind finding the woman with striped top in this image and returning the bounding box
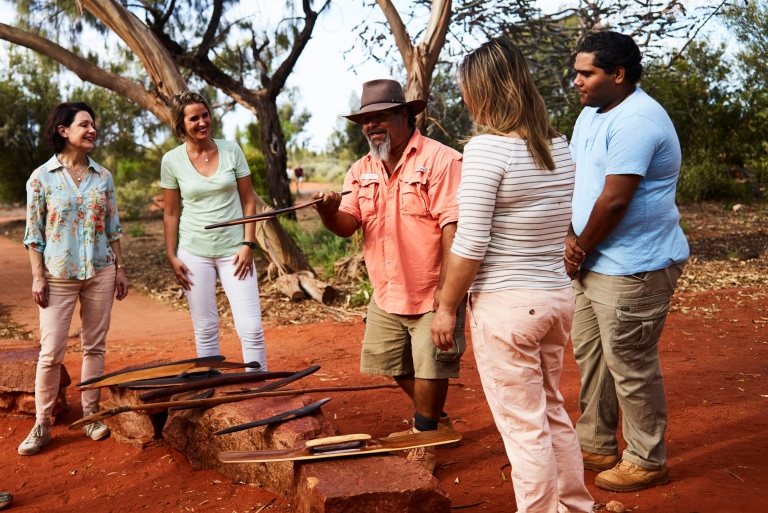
[430,39,593,513]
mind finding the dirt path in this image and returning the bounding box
[1,233,767,512]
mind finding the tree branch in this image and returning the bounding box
[0,22,173,126]
[197,0,224,58]
[375,0,414,69]
[267,0,329,98]
[78,0,186,102]
[422,0,452,73]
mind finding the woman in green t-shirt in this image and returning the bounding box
[161,91,267,369]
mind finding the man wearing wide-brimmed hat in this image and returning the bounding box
[313,79,465,473]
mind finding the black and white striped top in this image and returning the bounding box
[451,134,574,292]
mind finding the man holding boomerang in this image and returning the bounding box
[312,79,464,473]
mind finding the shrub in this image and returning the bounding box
[280,218,356,277]
[348,279,373,308]
[116,179,161,220]
[676,160,752,203]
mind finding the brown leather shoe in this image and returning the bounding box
[595,460,670,492]
[582,450,621,472]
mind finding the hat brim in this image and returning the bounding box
[344,99,427,124]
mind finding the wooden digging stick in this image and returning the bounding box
[68,383,400,430]
[204,191,351,229]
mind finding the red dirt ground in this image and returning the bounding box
[1,233,766,512]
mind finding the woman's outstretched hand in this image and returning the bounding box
[232,245,254,280]
[431,306,457,351]
[115,269,130,300]
[168,256,194,290]
[32,275,49,309]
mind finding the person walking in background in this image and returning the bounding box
[312,79,465,474]
[20,102,130,455]
[293,163,304,194]
[431,39,593,513]
[566,32,689,492]
[161,91,267,369]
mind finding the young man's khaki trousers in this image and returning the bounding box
[571,263,685,470]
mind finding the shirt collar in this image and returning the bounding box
[46,155,99,173]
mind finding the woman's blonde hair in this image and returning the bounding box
[457,38,559,170]
[170,91,213,140]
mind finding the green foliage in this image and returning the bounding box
[0,50,60,203]
[643,40,768,202]
[127,222,147,237]
[348,279,373,308]
[425,62,473,151]
[279,218,356,277]
[326,93,370,161]
[246,151,269,200]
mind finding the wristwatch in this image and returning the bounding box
[242,241,256,249]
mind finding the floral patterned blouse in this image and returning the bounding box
[23,155,123,280]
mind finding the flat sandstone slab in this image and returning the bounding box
[295,456,450,513]
[0,347,70,392]
[0,347,69,421]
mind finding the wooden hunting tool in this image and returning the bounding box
[221,382,400,395]
[214,397,332,435]
[68,366,321,429]
[204,191,351,229]
[76,355,226,387]
[218,430,462,463]
[170,388,216,410]
[78,359,262,390]
[137,371,296,400]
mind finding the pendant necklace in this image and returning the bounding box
[57,155,87,183]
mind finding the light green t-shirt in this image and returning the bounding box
[160,139,251,258]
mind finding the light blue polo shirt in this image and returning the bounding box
[570,87,689,275]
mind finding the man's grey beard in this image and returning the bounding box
[367,132,391,161]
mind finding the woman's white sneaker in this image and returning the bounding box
[84,420,110,441]
[18,424,51,455]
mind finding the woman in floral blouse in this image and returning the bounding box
[19,102,129,456]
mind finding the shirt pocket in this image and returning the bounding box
[399,170,429,216]
[357,181,378,221]
[45,191,73,223]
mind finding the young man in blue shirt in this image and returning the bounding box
[565,32,689,492]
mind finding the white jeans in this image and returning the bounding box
[178,248,267,369]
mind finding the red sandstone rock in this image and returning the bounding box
[0,348,69,422]
[163,390,336,498]
[0,348,70,392]
[295,456,451,513]
[97,361,173,447]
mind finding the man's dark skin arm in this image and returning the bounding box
[312,191,359,238]
[565,174,643,278]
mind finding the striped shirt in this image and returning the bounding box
[451,134,574,292]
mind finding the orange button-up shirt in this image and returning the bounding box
[339,130,462,315]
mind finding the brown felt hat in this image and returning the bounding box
[344,79,426,124]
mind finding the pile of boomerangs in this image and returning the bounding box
[68,356,461,463]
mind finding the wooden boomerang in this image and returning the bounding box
[204,191,352,229]
[79,360,262,390]
[76,355,226,387]
[68,366,321,429]
[214,397,332,435]
[137,371,296,400]
[218,430,462,463]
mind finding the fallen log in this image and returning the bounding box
[297,271,336,304]
[275,274,306,301]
